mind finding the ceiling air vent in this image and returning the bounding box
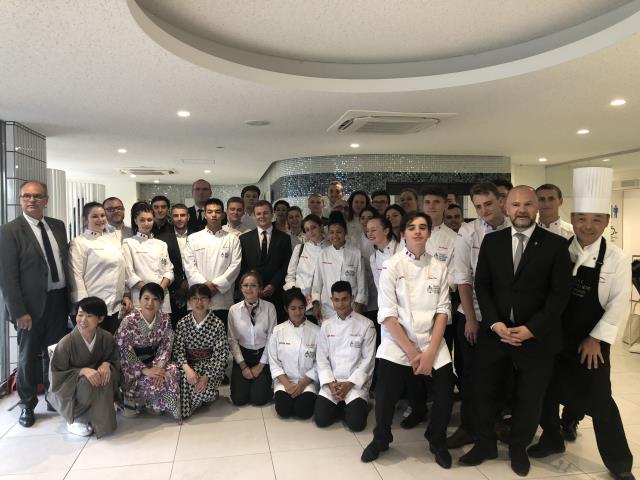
[621,179,640,189]
[120,168,176,176]
[328,110,456,135]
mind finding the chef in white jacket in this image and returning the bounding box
[269,288,320,419]
[312,213,367,322]
[361,211,454,469]
[367,216,399,291]
[122,202,173,313]
[183,198,242,327]
[313,280,376,432]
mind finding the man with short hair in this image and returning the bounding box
[241,185,261,230]
[308,193,328,224]
[322,180,345,217]
[156,203,193,327]
[103,197,133,242]
[223,196,249,236]
[184,198,242,328]
[536,184,573,240]
[371,190,391,216]
[187,179,212,232]
[0,181,70,428]
[447,193,458,206]
[493,179,513,214]
[444,204,464,233]
[151,195,172,237]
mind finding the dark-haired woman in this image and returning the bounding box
[174,284,228,418]
[398,188,419,214]
[273,199,290,233]
[49,297,120,438]
[115,282,180,418]
[269,288,319,419]
[384,204,406,243]
[68,202,131,333]
[346,190,370,244]
[123,202,174,313]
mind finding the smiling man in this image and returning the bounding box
[535,184,573,240]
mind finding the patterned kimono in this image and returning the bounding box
[174,311,229,418]
[114,309,181,418]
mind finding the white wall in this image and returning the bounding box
[511,164,546,189]
[622,189,640,259]
[67,175,138,226]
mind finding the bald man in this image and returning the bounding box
[188,179,212,232]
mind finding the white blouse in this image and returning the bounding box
[227,299,277,365]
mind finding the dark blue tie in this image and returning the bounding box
[38,221,60,282]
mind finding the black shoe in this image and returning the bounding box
[560,419,578,442]
[361,441,388,463]
[612,472,635,480]
[400,411,426,429]
[447,426,475,449]
[429,444,452,469]
[46,402,56,412]
[222,374,230,386]
[527,440,565,458]
[509,447,531,477]
[458,444,498,466]
[19,408,35,428]
[495,419,511,444]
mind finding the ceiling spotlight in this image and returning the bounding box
[15,165,19,169]
[204,169,211,174]
[577,129,590,135]
[244,120,270,126]
[153,179,160,183]
[177,110,191,118]
[602,158,611,162]
[129,174,136,178]
[117,148,127,154]
[350,143,360,148]
[538,157,548,162]
[610,98,626,106]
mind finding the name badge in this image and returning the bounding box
[350,339,362,348]
[427,284,440,294]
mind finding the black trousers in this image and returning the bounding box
[363,309,380,391]
[212,309,229,332]
[100,312,121,335]
[474,339,554,449]
[372,359,454,448]
[274,391,316,419]
[314,395,368,432]
[17,288,69,409]
[454,311,477,433]
[230,346,272,406]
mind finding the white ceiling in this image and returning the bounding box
[1,0,640,186]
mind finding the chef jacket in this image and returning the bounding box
[538,218,574,240]
[370,239,399,291]
[284,239,329,302]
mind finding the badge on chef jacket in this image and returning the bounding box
[305,346,316,358]
[160,257,168,266]
[345,267,355,276]
[220,250,230,258]
[427,284,440,294]
[349,338,362,349]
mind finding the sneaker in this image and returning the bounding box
[67,422,93,437]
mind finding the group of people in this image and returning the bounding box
[0,169,633,479]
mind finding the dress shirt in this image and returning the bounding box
[568,236,631,344]
[182,227,242,310]
[377,247,451,369]
[174,228,189,257]
[23,213,66,290]
[227,299,277,365]
[510,224,536,259]
[256,225,273,251]
[538,217,574,240]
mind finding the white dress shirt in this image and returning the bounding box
[510,224,536,259]
[568,236,631,344]
[227,299,277,365]
[23,213,66,290]
[268,319,320,394]
[256,225,273,251]
[174,228,189,257]
[377,248,452,369]
[538,217,574,240]
[370,239,399,291]
[122,232,174,312]
[316,310,376,404]
[68,229,127,314]
[182,227,242,310]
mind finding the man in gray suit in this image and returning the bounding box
[0,181,69,427]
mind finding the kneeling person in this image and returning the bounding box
[314,281,375,432]
[49,297,120,438]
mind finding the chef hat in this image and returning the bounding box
[572,167,613,214]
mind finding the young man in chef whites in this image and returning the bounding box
[361,211,454,469]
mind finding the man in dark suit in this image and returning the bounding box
[0,181,70,427]
[459,185,572,476]
[187,179,211,232]
[156,203,193,328]
[239,199,292,322]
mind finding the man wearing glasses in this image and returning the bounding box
[0,181,70,428]
[103,197,133,242]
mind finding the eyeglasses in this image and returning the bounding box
[20,194,47,201]
[105,206,125,212]
[190,296,210,302]
[241,284,259,289]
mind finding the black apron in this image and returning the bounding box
[555,237,611,415]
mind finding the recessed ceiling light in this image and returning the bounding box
[153,179,160,183]
[129,174,136,178]
[216,146,225,149]
[610,98,626,106]
[577,129,590,135]
[350,143,360,148]
[177,110,191,118]
[15,165,19,169]
[602,158,611,162]
[117,148,127,154]
[204,169,211,174]
[538,157,548,162]
[244,120,270,126]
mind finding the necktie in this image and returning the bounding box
[38,221,60,282]
[261,231,268,260]
[197,209,203,223]
[513,233,525,273]
[248,302,258,326]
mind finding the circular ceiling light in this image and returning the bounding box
[538,157,548,162]
[602,158,611,162]
[350,143,360,148]
[244,120,270,126]
[177,110,191,118]
[117,148,127,154]
[129,174,137,178]
[153,179,160,183]
[204,169,211,173]
[577,129,590,135]
[610,98,626,106]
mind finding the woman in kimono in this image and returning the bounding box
[114,282,181,418]
[122,202,174,313]
[68,201,131,334]
[48,296,120,438]
[268,288,320,419]
[174,284,228,418]
[228,271,277,406]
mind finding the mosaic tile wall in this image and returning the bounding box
[138,183,247,206]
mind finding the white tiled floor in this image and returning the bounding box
[1,338,639,480]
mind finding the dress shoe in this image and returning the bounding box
[447,426,475,449]
[509,447,531,477]
[459,444,498,466]
[560,418,578,442]
[429,444,452,469]
[361,441,388,462]
[611,472,635,480]
[400,411,426,429]
[527,440,565,458]
[19,408,35,428]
